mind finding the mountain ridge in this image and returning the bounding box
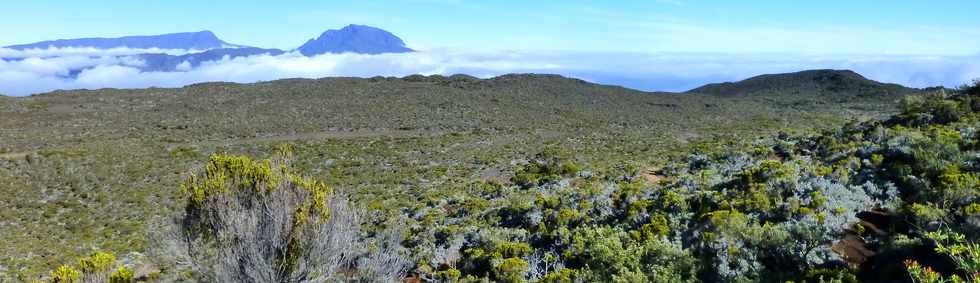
[2,25,417,74]
[136,47,286,71]
[297,24,414,56]
[4,30,243,50]
[0,26,928,97]
[3,24,415,57]
[19,69,923,99]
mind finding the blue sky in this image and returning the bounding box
[3,0,980,54]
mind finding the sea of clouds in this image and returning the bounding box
[1,47,978,96]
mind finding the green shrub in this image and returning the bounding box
[538,268,575,283]
[918,230,980,282]
[37,252,131,283]
[50,266,80,283]
[78,252,115,275]
[494,242,533,258]
[173,153,408,282]
[108,267,134,283]
[800,268,858,283]
[494,257,529,283]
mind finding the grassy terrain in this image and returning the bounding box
[0,72,913,280]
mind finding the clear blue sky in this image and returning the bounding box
[3,0,980,55]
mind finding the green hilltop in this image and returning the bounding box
[688,69,917,98]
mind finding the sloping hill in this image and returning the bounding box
[0,73,908,279]
[1,73,881,152]
[687,69,916,98]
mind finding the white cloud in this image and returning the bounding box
[1,49,978,96]
[0,46,208,58]
[175,61,192,71]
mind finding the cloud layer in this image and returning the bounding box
[1,47,978,96]
[0,46,206,58]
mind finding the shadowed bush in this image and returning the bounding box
[168,150,408,282]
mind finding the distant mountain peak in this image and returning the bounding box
[687,69,914,97]
[297,24,413,56]
[339,24,379,32]
[4,30,243,50]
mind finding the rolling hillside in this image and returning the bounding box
[0,71,922,280]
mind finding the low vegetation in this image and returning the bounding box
[6,74,976,282]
